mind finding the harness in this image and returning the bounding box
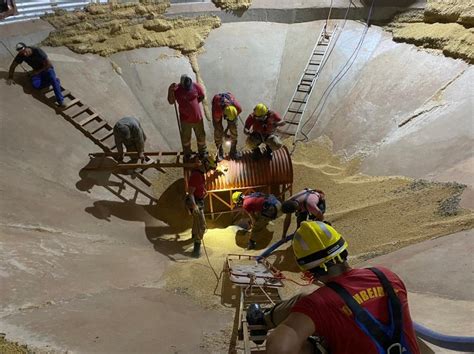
[219,93,236,121]
[326,268,410,354]
[292,188,326,214]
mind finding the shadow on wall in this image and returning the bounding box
[83,177,196,261]
[360,0,417,6]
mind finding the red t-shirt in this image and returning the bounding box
[174,83,205,124]
[211,92,242,122]
[244,110,281,135]
[242,195,266,213]
[292,267,420,354]
[188,169,206,200]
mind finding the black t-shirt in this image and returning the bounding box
[15,47,48,70]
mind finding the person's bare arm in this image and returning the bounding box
[7,60,19,84]
[265,313,315,354]
[281,213,292,239]
[167,83,177,104]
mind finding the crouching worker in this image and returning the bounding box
[232,191,281,250]
[7,42,64,107]
[185,156,216,258]
[246,221,420,354]
[113,117,147,163]
[244,103,285,159]
[281,188,326,239]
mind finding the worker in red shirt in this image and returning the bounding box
[246,221,420,354]
[168,74,208,160]
[281,188,326,239]
[232,191,281,250]
[244,103,285,159]
[212,92,243,161]
[185,156,216,258]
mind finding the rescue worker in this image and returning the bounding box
[7,42,64,107]
[232,191,281,250]
[246,221,420,354]
[281,188,326,239]
[168,74,208,161]
[185,155,216,258]
[113,117,147,163]
[244,103,285,159]
[212,92,243,161]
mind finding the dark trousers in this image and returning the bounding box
[31,67,64,104]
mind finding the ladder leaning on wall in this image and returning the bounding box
[278,25,337,142]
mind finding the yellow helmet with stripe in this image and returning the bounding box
[232,191,243,204]
[224,105,238,121]
[292,221,348,271]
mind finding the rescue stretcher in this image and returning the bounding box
[225,254,284,353]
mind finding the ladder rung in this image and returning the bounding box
[71,105,90,118]
[90,122,109,135]
[297,88,310,93]
[61,98,80,111]
[288,109,303,114]
[284,121,300,125]
[299,83,311,87]
[79,113,99,126]
[61,90,71,97]
[309,61,321,65]
[313,52,325,56]
[100,131,114,142]
[301,79,313,83]
[292,99,307,104]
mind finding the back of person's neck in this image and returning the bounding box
[318,263,352,284]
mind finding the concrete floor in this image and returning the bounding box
[0,2,472,353]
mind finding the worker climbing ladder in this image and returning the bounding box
[278,25,337,139]
[41,85,158,205]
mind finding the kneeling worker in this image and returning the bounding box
[246,221,420,354]
[232,191,281,250]
[113,117,147,163]
[244,103,285,159]
[281,188,326,239]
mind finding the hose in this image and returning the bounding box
[258,236,474,352]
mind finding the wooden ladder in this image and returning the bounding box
[41,86,158,205]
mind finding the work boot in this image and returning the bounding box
[229,143,242,160]
[251,148,261,160]
[246,304,267,344]
[247,239,257,250]
[216,145,224,162]
[192,242,201,258]
[264,146,273,160]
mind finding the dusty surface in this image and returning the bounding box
[387,0,474,63]
[42,3,221,56]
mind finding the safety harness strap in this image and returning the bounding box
[326,268,403,353]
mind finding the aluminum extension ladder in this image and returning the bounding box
[278,26,337,139]
[41,86,158,205]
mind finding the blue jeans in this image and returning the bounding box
[31,67,64,104]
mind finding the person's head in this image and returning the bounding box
[292,221,349,282]
[223,105,238,122]
[232,191,244,206]
[281,199,299,214]
[114,124,131,141]
[180,74,193,91]
[16,42,32,56]
[253,103,268,121]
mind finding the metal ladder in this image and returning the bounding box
[278,26,337,139]
[41,86,158,205]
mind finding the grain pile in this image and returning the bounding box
[42,2,221,56]
[0,335,29,354]
[387,0,474,63]
[212,0,252,12]
[159,137,474,347]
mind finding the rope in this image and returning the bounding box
[297,0,376,142]
[202,238,221,282]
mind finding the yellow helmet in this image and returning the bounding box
[254,103,268,117]
[224,105,238,121]
[292,221,348,271]
[232,191,243,204]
